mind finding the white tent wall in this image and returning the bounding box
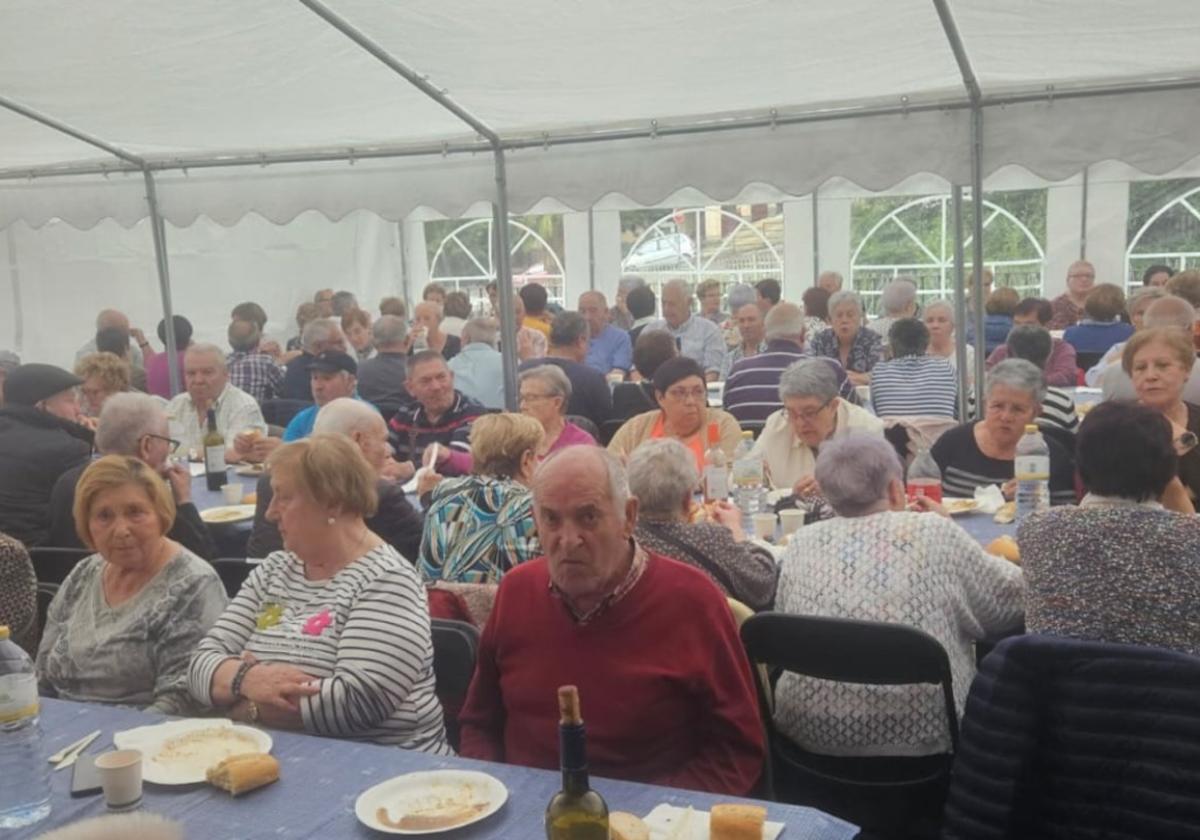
[0,211,402,370]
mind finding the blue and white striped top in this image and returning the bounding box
[188,545,450,754]
[869,355,959,419]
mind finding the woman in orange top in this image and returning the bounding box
[607,356,741,471]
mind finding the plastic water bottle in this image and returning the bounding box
[731,431,764,515]
[906,447,943,504]
[0,625,51,828]
[702,423,730,503]
[1015,424,1051,521]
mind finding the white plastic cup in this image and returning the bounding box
[752,512,777,541]
[95,749,143,811]
[779,508,806,535]
[221,483,244,505]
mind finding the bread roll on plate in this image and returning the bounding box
[609,811,650,840]
[206,752,279,796]
[710,803,767,840]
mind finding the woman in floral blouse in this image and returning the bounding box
[809,290,884,386]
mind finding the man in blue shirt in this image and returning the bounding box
[646,279,726,381]
[448,318,506,409]
[283,351,372,441]
[580,291,632,377]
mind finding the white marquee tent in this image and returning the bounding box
[3,0,1200,401]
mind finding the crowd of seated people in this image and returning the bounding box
[6,265,1200,817]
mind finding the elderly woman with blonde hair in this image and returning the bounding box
[189,434,449,753]
[74,352,132,417]
[419,413,543,584]
[37,456,227,714]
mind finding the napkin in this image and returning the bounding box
[973,484,1006,514]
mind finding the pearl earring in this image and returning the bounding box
[327,516,335,525]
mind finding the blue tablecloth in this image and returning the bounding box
[15,700,858,840]
[191,471,260,558]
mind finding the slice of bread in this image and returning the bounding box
[206,752,279,796]
[609,811,650,840]
[710,803,767,840]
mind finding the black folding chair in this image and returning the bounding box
[28,547,92,586]
[36,581,59,648]
[565,414,601,441]
[211,558,256,598]
[598,418,625,446]
[430,619,481,751]
[741,613,958,839]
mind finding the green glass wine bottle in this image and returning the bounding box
[544,685,609,839]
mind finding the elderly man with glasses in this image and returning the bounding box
[47,392,216,559]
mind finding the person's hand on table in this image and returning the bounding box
[236,434,281,464]
[163,461,192,504]
[1001,479,1017,501]
[909,496,948,517]
[416,469,444,498]
[381,458,415,482]
[792,475,820,499]
[710,500,746,540]
[239,653,320,713]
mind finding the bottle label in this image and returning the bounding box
[0,673,38,724]
[906,479,943,504]
[205,444,226,474]
[704,466,729,501]
[1014,455,1050,480]
[732,458,763,488]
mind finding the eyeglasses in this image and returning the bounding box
[519,392,557,404]
[664,386,707,403]
[786,398,834,422]
[143,433,180,453]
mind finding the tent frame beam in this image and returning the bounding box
[5,75,1200,183]
[0,94,145,167]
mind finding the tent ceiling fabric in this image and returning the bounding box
[1,0,1198,228]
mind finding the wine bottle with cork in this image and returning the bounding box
[544,685,608,839]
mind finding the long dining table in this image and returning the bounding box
[15,699,859,840]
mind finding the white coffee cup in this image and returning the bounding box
[221,483,244,505]
[95,749,143,811]
[779,508,806,535]
[751,512,777,540]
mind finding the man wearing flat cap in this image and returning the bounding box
[282,350,374,442]
[0,363,94,546]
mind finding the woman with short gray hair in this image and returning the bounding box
[627,439,777,610]
[931,359,1076,504]
[923,299,975,386]
[809,290,884,385]
[750,358,885,496]
[519,365,596,457]
[773,432,1024,758]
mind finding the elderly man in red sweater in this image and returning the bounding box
[458,446,765,795]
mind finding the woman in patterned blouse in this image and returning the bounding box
[774,432,1023,757]
[808,291,884,386]
[0,531,36,656]
[627,438,778,611]
[419,414,543,584]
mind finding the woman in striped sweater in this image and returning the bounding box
[188,434,450,754]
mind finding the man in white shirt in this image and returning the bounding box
[646,279,726,381]
[166,343,269,463]
[448,318,506,409]
[76,308,145,368]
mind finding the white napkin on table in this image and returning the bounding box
[973,484,1006,514]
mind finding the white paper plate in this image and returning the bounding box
[113,719,272,785]
[235,463,267,477]
[643,804,783,840]
[944,499,981,516]
[355,769,507,835]
[200,504,256,524]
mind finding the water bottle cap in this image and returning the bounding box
[742,430,753,439]
[1024,424,1038,433]
[0,625,8,640]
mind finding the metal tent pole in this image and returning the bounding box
[970,109,987,410]
[1079,165,1089,259]
[811,190,820,284]
[952,186,970,422]
[143,170,181,396]
[0,95,143,167]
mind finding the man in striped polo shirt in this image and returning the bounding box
[723,302,855,426]
[388,350,487,476]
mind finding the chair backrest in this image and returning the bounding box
[211,558,256,598]
[741,612,959,746]
[598,418,625,446]
[430,618,481,752]
[565,414,601,442]
[29,547,93,585]
[36,581,59,648]
[260,398,312,427]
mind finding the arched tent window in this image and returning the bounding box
[619,206,783,301]
[850,192,1045,315]
[1126,180,1200,290]
[426,216,566,309]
